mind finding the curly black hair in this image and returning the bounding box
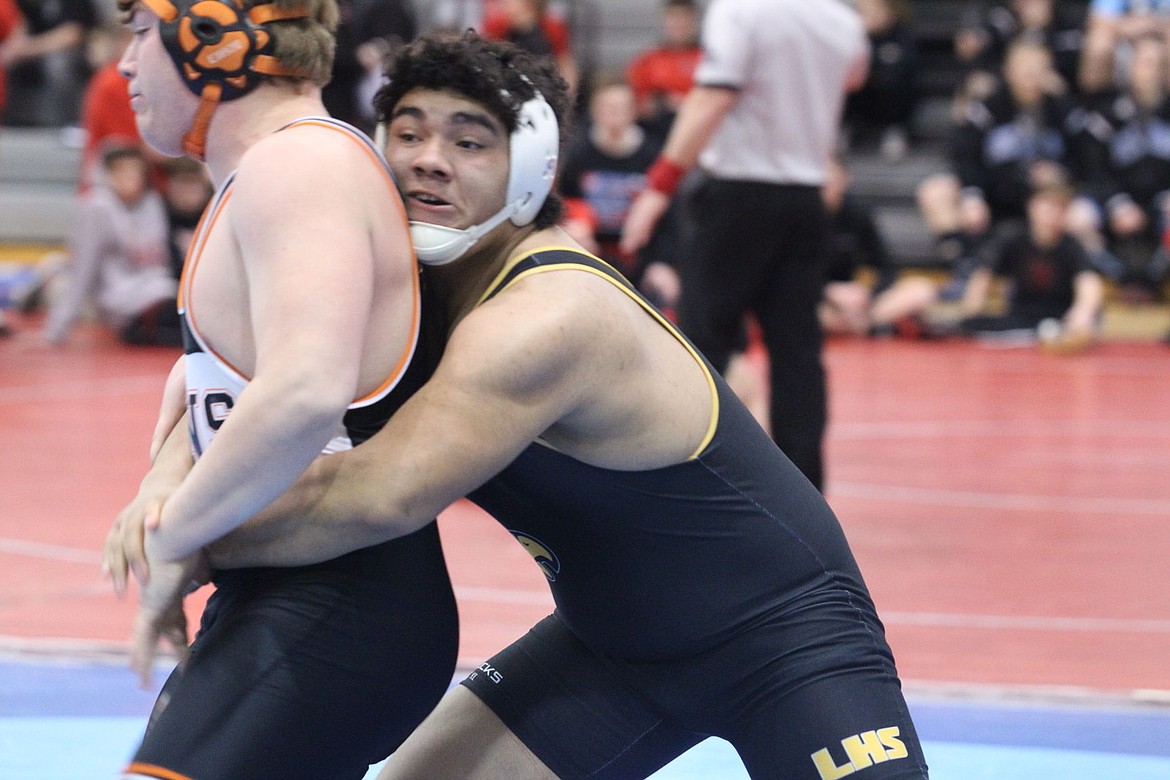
[374,31,571,229]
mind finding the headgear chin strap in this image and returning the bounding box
[140,0,311,159]
[409,92,559,266]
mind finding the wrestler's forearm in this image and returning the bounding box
[152,415,195,483]
[153,374,345,561]
[205,448,412,569]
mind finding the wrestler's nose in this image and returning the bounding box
[412,137,451,179]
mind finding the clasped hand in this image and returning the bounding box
[103,475,210,689]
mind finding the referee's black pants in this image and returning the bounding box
[678,178,829,491]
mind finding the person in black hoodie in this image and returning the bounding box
[1068,32,1170,301]
[917,38,1080,295]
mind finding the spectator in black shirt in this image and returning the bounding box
[960,180,1104,346]
[1068,32,1170,300]
[560,76,662,278]
[2,0,97,126]
[322,0,417,133]
[918,39,1079,287]
[844,0,919,160]
[955,0,1085,99]
[820,157,899,334]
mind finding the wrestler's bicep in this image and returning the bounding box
[370,302,586,510]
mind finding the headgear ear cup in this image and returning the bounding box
[506,94,559,227]
[137,0,311,158]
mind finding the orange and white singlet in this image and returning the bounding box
[177,116,422,458]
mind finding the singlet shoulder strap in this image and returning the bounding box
[478,247,637,305]
[478,247,720,461]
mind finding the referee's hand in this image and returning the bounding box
[621,189,671,257]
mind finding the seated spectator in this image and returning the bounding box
[1,0,98,127]
[0,0,25,125]
[559,75,662,277]
[0,0,24,339]
[625,0,702,141]
[955,0,1085,101]
[959,180,1105,349]
[1080,0,1170,94]
[819,157,942,337]
[917,38,1079,295]
[844,0,918,161]
[481,0,577,95]
[43,144,179,347]
[1067,32,1170,301]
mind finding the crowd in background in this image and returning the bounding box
[2,0,1168,350]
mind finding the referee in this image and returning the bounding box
[622,0,869,491]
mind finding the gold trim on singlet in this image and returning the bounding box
[480,247,720,461]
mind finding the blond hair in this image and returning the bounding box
[264,0,337,86]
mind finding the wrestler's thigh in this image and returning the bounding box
[452,615,704,780]
[132,570,457,780]
[727,670,929,780]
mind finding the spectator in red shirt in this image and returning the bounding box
[625,0,701,140]
[0,0,26,119]
[481,0,577,94]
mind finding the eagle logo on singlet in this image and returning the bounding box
[510,532,561,582]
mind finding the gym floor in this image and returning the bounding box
[2,319,1169,778]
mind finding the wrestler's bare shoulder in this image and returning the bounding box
[230,123,390,209]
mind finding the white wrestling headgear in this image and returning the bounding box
[408,92,559,266]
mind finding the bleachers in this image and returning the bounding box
[0,1,1024,265]
[849,147,948,267]
[846,0,966,267]
[0,128,80,245]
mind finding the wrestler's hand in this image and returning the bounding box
[620,189,671,257]
[104,482,178,595]
[129,542,210,689]
[104,501,157,596]
[104,421,194,594]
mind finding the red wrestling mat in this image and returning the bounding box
[2,318,1168,698]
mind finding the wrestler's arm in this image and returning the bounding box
[149,356,187,462]
[104,413,194,593]
[102,353,190,590]
[207,282,591,569]
[149,132,379,561]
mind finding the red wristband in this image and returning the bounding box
[646,156,687,197]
